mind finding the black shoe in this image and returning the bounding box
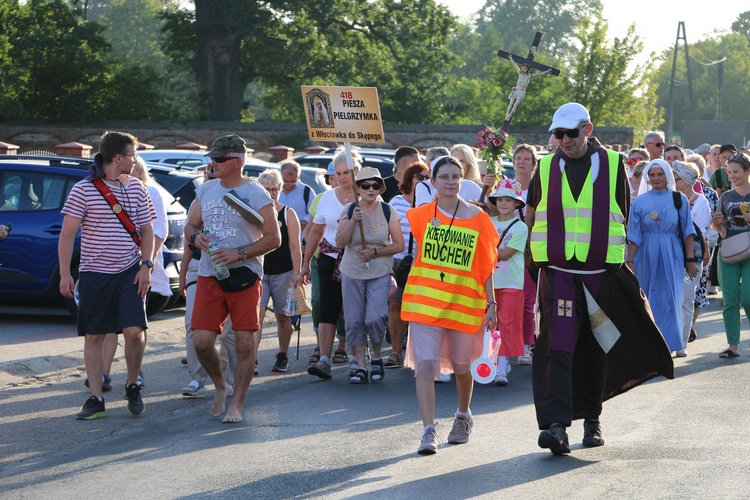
[582,419,604,447]
[538,423,570,455]
[76,396,106,420]
[124,383,145,416]
[272,352,289,372]
[84,372,112,392]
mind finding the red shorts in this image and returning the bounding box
[191,276,261,333]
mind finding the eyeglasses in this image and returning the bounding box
[415,173,430,181]
[213,156,241,163]
[357,181,382,191]
[264,187,280,193]
[437,174,462,182]
[627,157,644,166]
[647,142,665,148]
[119,152,138,158]
[552,124,586,140]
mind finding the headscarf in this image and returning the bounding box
[672,160,698,185]
[638,159,675,196]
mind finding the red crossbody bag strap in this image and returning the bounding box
[91,178,141,247]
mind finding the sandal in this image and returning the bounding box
[350,368,368,384]
[332,349,348,364]
[384,352,403,368]
[719,349,740,358]
[308,347,320,364]
[370,358,385,383]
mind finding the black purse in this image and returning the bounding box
[216,266,259,293]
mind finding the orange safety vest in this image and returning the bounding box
[401,201,499,334]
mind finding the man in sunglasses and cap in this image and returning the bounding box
[525,103,674,456]
[184,134,281,423]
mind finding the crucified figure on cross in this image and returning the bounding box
[505,54,552,123]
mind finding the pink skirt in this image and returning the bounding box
[404,322,483,380]
[494,288,525,357]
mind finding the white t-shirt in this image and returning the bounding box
[492,217,527,290]
[313,189,346,258]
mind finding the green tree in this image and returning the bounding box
[566,13,661,132]
[731,10,750,40]
[7,0,112,120]
[0,0,25,118]
[161,0,460,123]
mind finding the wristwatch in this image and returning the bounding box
[685,257,699,263]
[189,232,200,245]
[141,260,154,268]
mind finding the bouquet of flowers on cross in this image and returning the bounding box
[477,125,516,192]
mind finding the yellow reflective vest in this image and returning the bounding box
[530,150,626,264]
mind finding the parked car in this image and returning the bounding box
[322,147,397,161]
[0,155,186,317]
[291,154,395,180]
[145,162,204,211]
[139,149,278,172]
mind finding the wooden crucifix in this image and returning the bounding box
[497,32,560,132]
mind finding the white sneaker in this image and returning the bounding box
[494,372,508,386]
[181,379,206,397]
[518,344,532,365]
[436,373,452,383]
[418,424,440,455]
[675,349,688,358]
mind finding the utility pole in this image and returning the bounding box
[666,21,695,143]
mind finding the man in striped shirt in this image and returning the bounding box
[59,130,156,420]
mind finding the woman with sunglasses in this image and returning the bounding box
[384,161,431,368]
[627,159,698,356]
[401,155,499,454]
[627,148,648,200]
[255,169,302,373]
[711,152,750,358]
[335,167,404,383]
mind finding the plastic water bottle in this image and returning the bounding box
[204,228,230,280]
[284,285,296,316]
[489,330,501,364]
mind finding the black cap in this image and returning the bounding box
[720,144,738,154]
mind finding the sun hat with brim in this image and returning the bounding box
[355,167,385,195]
[488,178,525,207]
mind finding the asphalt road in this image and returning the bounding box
[1,298,749,499]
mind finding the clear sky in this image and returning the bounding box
[439,0,746,64]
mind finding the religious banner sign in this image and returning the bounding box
[301,86,384,144]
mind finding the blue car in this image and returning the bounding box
[0,156,187,317]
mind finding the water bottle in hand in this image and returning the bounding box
[284,285,297,316]
[204,228,230,280]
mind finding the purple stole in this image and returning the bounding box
[546,149,611,352]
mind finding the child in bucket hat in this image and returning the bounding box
[488,178,528,385]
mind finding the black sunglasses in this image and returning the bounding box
[213,155,240,164]
[647,141,665,148]
[415,173,430,181]
[728,153,750,167]
[358,181,382,191]
[553,124,585,140]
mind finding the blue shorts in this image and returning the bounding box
[77,263,147,336]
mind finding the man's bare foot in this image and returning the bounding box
[209,386,228,418]
[222,406,243,423]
